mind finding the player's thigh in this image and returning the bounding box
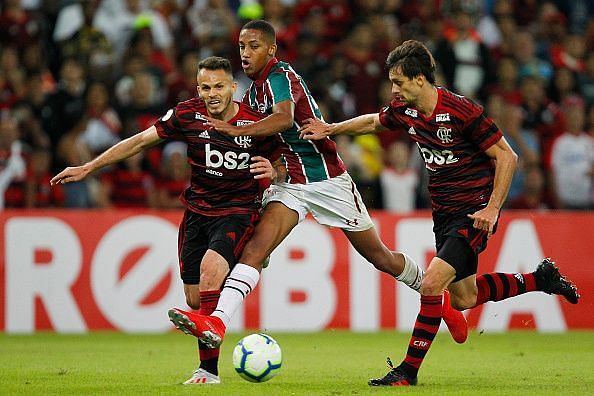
[239,202,299,266]
[304,172,374,231]
[178,210,208,286]
[207,212,260,272]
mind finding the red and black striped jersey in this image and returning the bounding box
[379,87,503,215]
[154,98,282,216]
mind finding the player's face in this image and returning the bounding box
[197,68,237,119]
[388,66,422,105]
[239,29,276,79]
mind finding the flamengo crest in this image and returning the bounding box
[436,127,453,144]
[234,136,253,148]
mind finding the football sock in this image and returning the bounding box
[212,263,260,327]
[474,272,537,306]
[198,290,220,375]
[400,294,442,379]
[395,253,424,291]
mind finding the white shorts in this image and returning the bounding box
[262,172,374,232]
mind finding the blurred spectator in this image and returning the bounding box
[0,112,27,209]
[578,51,594,107]
[485,56,522,105]
[155,142,190,209]
[508,165,550,209]
[56,0,114,83]
[513,30,553,82]
[380,141,418,213]
[55,116,93,208]
[263,0,299,62]
[351,134,384,209]
[41,58,86,157]
[97,151,157,208]
[0,0,40,51]
[518,75,565,169]
[550,103,594,209]
[434,5,492,99]
[550,33,586,73]
[549,67,580,107]
[25,148,64,208]
[343,23,385,114]
[293,0,352,52]
[167,51,199,107]
[487,94,539,202]
[94,0,174,61]
[81,81,122,156]
[186,0,237,50]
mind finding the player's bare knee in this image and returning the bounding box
[419,277,443,296]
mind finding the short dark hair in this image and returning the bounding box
[197,56,232,75]
[385,40,436,84]
[241,19,276,43]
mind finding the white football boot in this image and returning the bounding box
[183,368,221,384]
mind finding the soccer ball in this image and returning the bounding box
[232,333,282,382]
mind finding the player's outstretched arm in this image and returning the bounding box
[50,126,162,186]
[205,101,295,137]
[299,113,385,140]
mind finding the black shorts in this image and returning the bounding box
[433,212,498,282]
[177,209,259,285]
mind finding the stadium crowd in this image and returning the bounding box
[0,0,593,211]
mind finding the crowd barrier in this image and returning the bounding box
[1,209,592,333]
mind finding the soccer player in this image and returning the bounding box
[167,20,468,353]
[299,40,580,386]
[51,56,284,385]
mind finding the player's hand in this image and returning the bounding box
[467,206,499,238]
[50,166,90,186]
[204,116,242,136]
[250,156,275,180]
[299,118,331,140]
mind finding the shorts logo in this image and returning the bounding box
[408,126,416,135]
[345,218,359,227]
[234,136,252,148]
[226,231,236,241]
[436,127,453,144]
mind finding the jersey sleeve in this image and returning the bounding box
[153,102,192,141]
[268,71,302,105]
[464,106,503,151]
[378,100,404,130]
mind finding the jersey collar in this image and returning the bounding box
[255,57,279,85]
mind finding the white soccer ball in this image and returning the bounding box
[232,333,282,382]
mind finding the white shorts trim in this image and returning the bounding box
[262,172,373,232]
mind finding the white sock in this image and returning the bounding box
[395,253,424,291]
[212,263,260,327]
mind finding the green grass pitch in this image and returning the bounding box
[1,331,593,395]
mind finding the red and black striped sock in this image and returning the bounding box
[474,272,537,307]
[198,290,220,375]
[400,294,443,379]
